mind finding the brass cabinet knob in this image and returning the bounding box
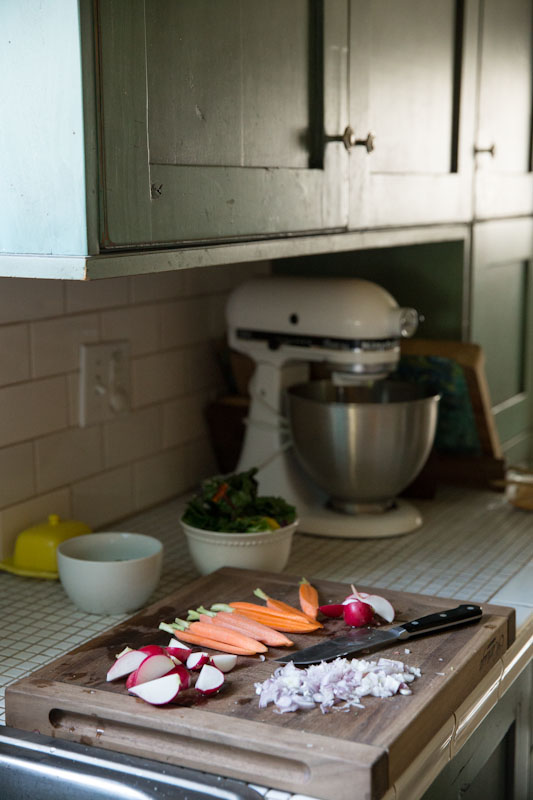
[326,127,375,153]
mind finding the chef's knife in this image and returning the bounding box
[275,603,483,665]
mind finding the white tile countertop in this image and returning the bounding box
[1,484,532,800]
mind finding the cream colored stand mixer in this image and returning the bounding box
[226,276,439,539]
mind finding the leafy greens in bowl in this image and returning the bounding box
[182,469,297,533]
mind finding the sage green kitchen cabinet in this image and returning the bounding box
[421,662,532,800]
[346,0,479,229]
[1,0,533,280]
[473,0,533,220]
[471,218,533,461]
[101,0,480,247]
[98,0,349,249]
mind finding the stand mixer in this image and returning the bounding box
[226,276,439,538]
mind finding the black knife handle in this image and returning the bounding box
[394,604,483,639]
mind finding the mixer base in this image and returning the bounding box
[296,498,423,539]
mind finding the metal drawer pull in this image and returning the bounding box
[326,126,375,153]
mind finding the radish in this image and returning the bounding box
[343,585,395,623]
[209,653,237,673]
[165,638,193,663]
[195,664,225,695]
[128,653,176,687]
[128,672,183,705]
[139,644,166,657]
[186,651,210,670]
[319,603,345,618]
[168,663,191,690]
[343,599,374,627]
[106,649,148,682]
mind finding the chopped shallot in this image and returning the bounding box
[255,657,421,714]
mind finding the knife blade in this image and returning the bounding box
[275,603,483,665]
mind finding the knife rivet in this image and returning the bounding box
[411,621,419,625]
[439,613,447,617]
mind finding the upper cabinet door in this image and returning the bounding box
[97,0,349,249]
[346,0,478,228]
[474,0,533,219]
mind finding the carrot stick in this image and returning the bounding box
[299,577,319,620]
[228,602,321,632]
[253,588,323,626]
[199,610,294,647]
[169,628,254,655]
[186,620,267,653]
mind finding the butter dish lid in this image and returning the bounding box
[0,514,91,579]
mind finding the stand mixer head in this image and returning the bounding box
[226,276,438,539]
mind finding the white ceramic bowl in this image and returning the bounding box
[57,532,163,615]
[181,520,298,575]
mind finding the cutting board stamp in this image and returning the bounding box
[5,568,515,800]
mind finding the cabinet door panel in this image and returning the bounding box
[471,220,533,457]
[348,0,478,228]
[98,0,348,249]
[367,0,455,175]
[474,0,533,218]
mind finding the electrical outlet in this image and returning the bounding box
[79,341,130,426]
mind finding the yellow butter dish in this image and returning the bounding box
[0,514,91,579]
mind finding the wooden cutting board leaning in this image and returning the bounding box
[5,568,515,800]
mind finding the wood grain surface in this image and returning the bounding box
[6,568,515,800]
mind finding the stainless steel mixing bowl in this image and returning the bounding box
[286,380,440,513]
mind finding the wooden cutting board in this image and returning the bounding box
[6,568,514,800]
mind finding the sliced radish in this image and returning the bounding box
[138,644,166,657]
[115,646,133,659]
[319,603,345,618]
[195,664,224,695]
[364,594,395,623]
[165,638,193,663]
[209,654,237,673]
[128,672,183,705]
[168,663,191,690]
[186,651,210,670]
[129,653,176,686]
[343,599,374,627]
[106,649,148,682]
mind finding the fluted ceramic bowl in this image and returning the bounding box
[180,519,298,575]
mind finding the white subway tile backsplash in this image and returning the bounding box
[71,465,134,529]
[30,313,100,377]
[183,343,224,393]
[101,305,159,356]
[160,296,214,349]
[0,278,63,323]
[133,448,186,511]
[103,406,162,469]
[162,394,209,449]
[0,443,35,508]
[0,262,268,555]
[0,487,70,560]
[65,277,131,313]
[131,350,185,407]
[0,324,30,386]
[130,270,188,304]
[0,377,68,448]
[35,425,103,493]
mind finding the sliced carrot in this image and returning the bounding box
[187,620,267,653]
[253,588,323,626]
[171,628,255,655]
[201,611,294,647]
[228,602,321,632]
[299,577,319,620]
